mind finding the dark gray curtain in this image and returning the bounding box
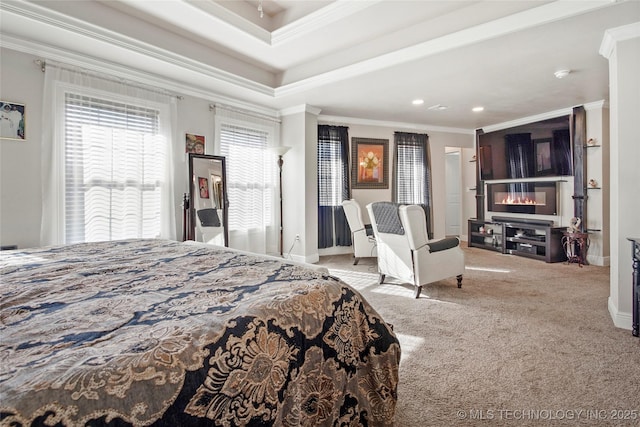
[552,128,572,176]
[393,132,433,239]
[505,133,533,197]
[317,125,351,248]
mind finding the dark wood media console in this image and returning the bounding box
[469,217,567,263]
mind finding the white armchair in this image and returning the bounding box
[342,199,377,265]
[366,201,464,298]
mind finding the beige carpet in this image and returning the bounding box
[319,247,640,426]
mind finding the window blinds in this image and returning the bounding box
[317,127,349,207]
[219,123,272,232]
[394,133,430,205]
[64,93,164,243]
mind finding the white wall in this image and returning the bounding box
[601,23,640,331]
[280,108,320,263]
[0,48,44,249]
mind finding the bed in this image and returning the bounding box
[0,239,400,426]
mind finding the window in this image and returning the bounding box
[64,93,165,243]
[394,132,430,205]
[393,132,433,237]
[212,105,279,254]
[219,123,273,233]
[318,138,346,208]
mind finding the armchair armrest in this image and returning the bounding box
[426,237,460,253]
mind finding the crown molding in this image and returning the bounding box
[271,0,382,46]
[0,34,281,119]
[280,105,322,117]
[480,107,573,134]
[600,21,640,59]
[482,99,611,133]
[0,0,275,97]
[584,100,608,111]
[183,0,272,45]
[318,115,474,135]
[274,0,614,97]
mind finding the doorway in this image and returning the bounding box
[445,149,462,237]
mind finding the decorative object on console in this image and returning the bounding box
[589,179,598,188]
[562,231,589,267]
[587,138,597,146]
[568,217,582,233]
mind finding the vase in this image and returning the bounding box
[364,167,373,180]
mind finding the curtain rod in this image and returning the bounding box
[34,59,184,100]
[210,103,281,124]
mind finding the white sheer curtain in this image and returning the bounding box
[213,106,280,255]
[41,63,177,246]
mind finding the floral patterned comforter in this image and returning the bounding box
[0,239,400,426]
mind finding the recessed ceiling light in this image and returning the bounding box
[472,106,484,112]
[428,104,448,111]
[412,99,424,105]
[554,69,571,79]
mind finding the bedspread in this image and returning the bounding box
[0,239,399,426]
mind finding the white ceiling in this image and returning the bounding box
[1,0,639,130]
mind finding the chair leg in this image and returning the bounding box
[353,256,360,265]
[414,285,422,299]
[378,274,385,284]
[457,275,463,288]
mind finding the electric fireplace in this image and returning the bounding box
[487,181,558,215]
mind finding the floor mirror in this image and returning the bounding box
[188,154,228,247]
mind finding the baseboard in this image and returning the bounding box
[318,246,353,256]
[608,297,632,331]
[586,255,610,266]
[289,253,320,264]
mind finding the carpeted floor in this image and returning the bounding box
[319,247,640,426]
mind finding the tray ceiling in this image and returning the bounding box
[1,0,639,130]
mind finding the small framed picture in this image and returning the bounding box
[198,177,209,199]
[0,101,25,140]
[186,133,205,154]
[352,137,389,189]
[534,138,553,175]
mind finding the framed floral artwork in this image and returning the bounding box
[351,137,388,189]
[0,101,25,140]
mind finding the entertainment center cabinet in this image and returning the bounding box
[469,217,567,263]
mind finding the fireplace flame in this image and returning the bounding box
[498,196,543,206]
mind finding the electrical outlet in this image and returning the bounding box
[295,234,300,241]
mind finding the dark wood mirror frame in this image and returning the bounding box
[187,153,229,247]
